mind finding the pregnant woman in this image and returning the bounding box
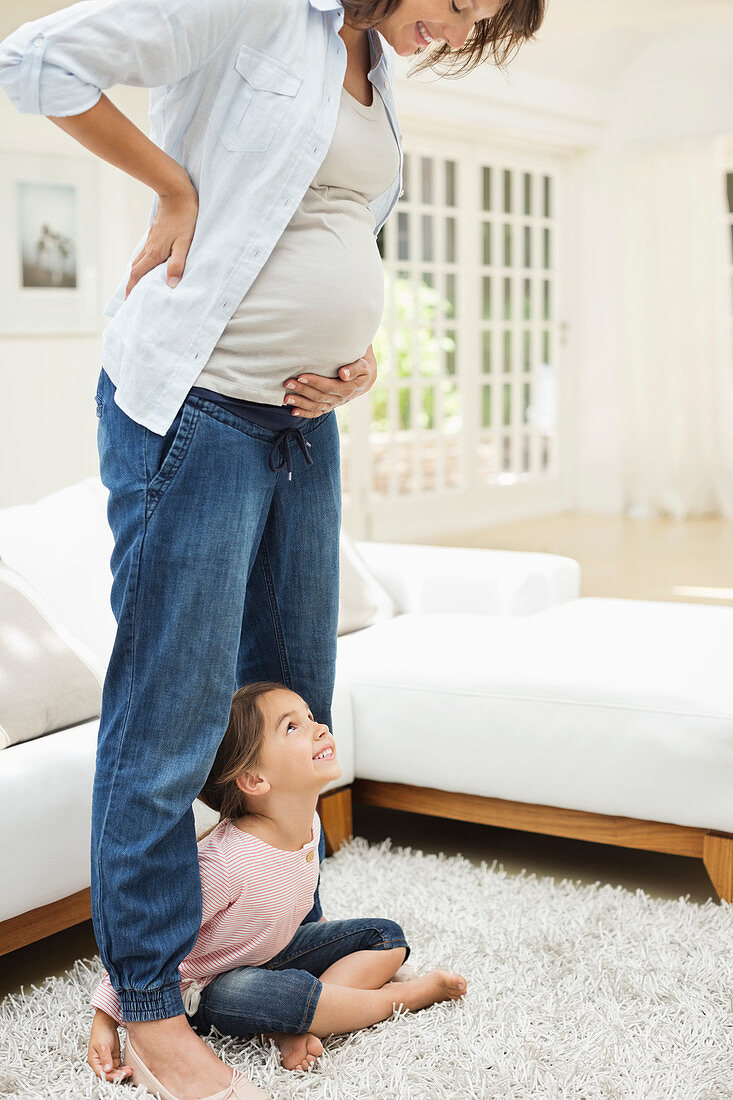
[0,1,544,1097]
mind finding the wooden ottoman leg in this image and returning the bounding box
[317,786,353,855]
[702,833,733,903]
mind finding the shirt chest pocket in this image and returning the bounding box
[213,44,302,154]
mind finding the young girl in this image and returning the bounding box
[88,680,468,1088]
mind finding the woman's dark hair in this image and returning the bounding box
[343,0,547,77]
[197,680,289,834]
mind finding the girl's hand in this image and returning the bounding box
[87,1008,132,1083]
[282,345,378,418]
[125,173,199,300]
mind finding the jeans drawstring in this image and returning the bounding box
[268,427,313,481]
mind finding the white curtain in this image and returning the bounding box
[618,138,733,519]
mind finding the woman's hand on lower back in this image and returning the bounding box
[47,94,199,302]
[125,174,199,300]
[282,345,378,418]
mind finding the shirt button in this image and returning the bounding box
[34,36,43,46]
[384,81,390,90]
[306,851,314,862]
[254,249,260,257]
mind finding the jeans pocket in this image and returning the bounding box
[95,369,107,418]
[144,401,200,519]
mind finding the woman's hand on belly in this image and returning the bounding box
[282,346,377,418]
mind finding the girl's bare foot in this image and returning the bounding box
[307,967,467,1037]
[264,1030,323,1071]
[395,969,467,1013]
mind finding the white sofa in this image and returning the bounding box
[1,478,731,957]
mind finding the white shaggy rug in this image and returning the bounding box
[1,835,732,1100]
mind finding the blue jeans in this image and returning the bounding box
[91,367,341,1023]
[190,917,411,1037]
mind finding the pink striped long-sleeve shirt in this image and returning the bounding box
[91,811,321,1023]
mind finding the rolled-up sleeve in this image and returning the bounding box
[0,0,246,117]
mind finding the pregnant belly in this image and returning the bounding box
[214,211,386,372]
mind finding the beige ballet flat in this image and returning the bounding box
[123,1035,271,1100]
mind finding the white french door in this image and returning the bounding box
[338,131,573,541]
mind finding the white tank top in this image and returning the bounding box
[194,84,400,404]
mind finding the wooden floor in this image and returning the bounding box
[1,512,729,1002]
[433,512,733,606]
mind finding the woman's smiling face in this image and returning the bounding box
[369,0,505,56]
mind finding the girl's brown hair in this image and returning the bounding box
[343,0,547,78]
[197,680,288,838]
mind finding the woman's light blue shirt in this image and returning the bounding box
[0,0,404,435]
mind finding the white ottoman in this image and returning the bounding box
[338,597,733,900]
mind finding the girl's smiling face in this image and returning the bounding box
[247,688,341,797]
[368,0,505,56]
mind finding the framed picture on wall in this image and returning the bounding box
[0,151,101,334]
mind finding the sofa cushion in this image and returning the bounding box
[0,565,103,749]
[338,530,399,636]
[0,478,398,658]
[337,598,733,833]
[353,540,582,616]
[0,718,98,920]
[0,476,117,666]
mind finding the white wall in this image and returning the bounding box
[0,0,158,508]
[520,16,733,515]
[608,21,733,144]
[604,20,733,518]
[0,58,152,508]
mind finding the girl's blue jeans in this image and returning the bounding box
[190,917,411,1036]
[91,367,341,1023]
